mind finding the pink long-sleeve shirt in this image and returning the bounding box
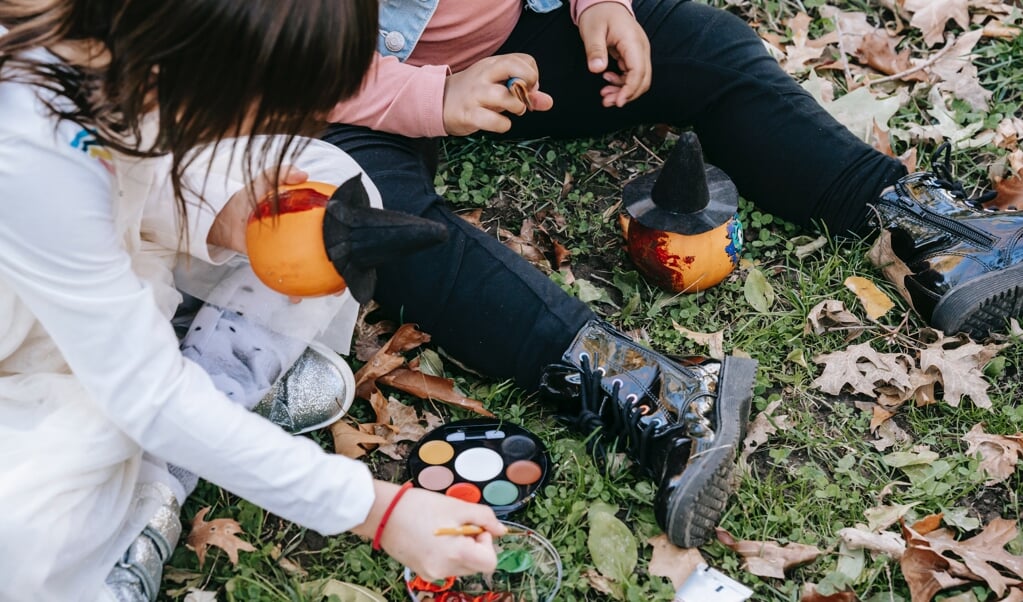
[328,0,632,138]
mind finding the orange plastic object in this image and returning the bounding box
[623,214,743,293]
[245,181,348,297]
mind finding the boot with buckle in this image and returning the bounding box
[539,320,757,548]
[870,142,1023,338]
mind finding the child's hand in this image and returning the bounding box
[442,54,554,136]
[352,481,506,580]
[577,2,652,107]
[209,165,309,254]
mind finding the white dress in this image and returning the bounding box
[0,46,377,601]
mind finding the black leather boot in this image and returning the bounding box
[539,320,757,548]
[871,143,1023,338]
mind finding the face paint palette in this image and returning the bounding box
[406,418,551,516]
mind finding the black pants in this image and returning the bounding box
[322,0,906,389]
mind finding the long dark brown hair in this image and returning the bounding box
[0,0,377,222]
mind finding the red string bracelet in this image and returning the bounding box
[372,481,414,551]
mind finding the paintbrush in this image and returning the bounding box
[434,525,532,537]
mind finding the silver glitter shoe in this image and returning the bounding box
[252,342,356,434]
[105,482,181,602]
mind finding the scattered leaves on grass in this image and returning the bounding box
[800,584,860,601]
[300,579,387,601]
[354,323,492,419]
[838,526,908,559]
[716,527,822,579]
[903,0,970,47]
[812,331,1006,410]
[186,507,256,568]
[646,534,705,588]
[741,398,793,462]
[330,416,389,459]
[962,423,1023,485]
[844,276,895,320]
[671,320,725,359]
[901,517,1023,599]
[805,300,865,340]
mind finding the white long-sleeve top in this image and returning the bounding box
[0,49,375,600]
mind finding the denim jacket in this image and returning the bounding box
[377,0,564,62]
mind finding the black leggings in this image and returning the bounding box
[322,0,906,389]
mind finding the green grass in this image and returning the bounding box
[162,1,1023,600]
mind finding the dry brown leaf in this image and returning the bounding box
[922,519,1023,596]
[870,405,895,432]
[872,416,914,450]
[868,230,914,306]
[990,176,1023,211]
[800,584,860,601]
[582,568,619,597]
[900,542,972,602]
[918,330,1006,409]
[716,528,822,579]
[671,320,725,360]
[838,527,907,558]
[741,398,792,461]
[855,31,927,81]
[805,300,865,340]
[912,514,945,535]
[379,367,494,417]
[646,534,705,588]
[982,21,1021,40]
[458,208,484,229]
[963,423,1023,485]
[186,507,256,568]
[783,13,827,73]
[845,276,896,320]
[330,419,388,458]
[812,343,915,398]
[904,0,971,47]
[582,150,621,179]
[930,30,992,111]
[866,503,920,532]
[352,301,397,362]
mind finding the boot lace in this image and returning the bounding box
[566,353,662,475]
[930,141,997,206]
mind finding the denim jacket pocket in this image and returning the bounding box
[525,0,564,13]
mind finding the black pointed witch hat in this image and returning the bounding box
[624,131,738,235]
[322,175,448,303]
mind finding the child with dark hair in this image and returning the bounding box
[0,2,505,600]
[321,0,1023,549]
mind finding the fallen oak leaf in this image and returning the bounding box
[379,367,494,417]
[921,519,1023,597]
[646,534,705,588]
[186,507,256,568]
[671,320,725,360]
[741,398,792,462]
[716,528,822,579]
[330,419,388,458]
[918,329,1006,409]
[838,527,906,559]
[801,583,860,601]
[963,423,1023,485]
[805,299,865,340]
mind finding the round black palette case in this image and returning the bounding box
[406,418,552,516]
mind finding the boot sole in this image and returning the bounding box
[664,356,756,548]
[931,262,1023,339]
